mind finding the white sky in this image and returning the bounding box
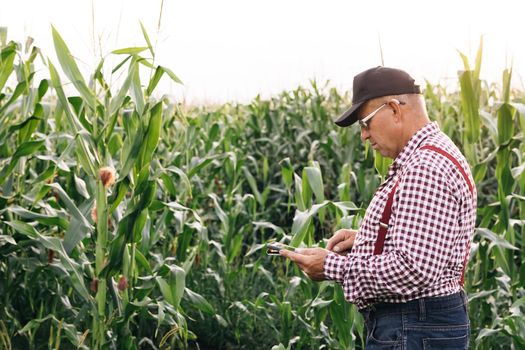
[1,0,524,104]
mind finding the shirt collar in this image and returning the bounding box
[389,121,440,174]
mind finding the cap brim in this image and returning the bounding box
[334,101,365,127]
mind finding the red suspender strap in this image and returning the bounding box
[373,181,399,255]
[373,145,474,286]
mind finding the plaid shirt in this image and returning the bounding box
[324,122,477,309]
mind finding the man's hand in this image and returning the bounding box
[326,229,358,256]
[279,248,329,281]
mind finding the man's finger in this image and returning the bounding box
[327,231,347,251]
[334,239,354,253]
[279,249,306,263]
[294,248,318,256]
[327,229,357,252]
[326,236,343,251]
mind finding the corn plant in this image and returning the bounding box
[1,27,524,350]
[0,26,211,349]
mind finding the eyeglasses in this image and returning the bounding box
[358,99,405,130]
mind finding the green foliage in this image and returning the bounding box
[0,28,524,350]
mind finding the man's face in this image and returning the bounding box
[357,99,400,159]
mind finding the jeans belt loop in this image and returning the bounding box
[418,298,426,321]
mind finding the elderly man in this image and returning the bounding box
[280,66,477,349]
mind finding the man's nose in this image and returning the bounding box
[360,127,369,142]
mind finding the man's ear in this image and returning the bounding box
[389,100,403,123]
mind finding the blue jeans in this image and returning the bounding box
[360,291,470,349]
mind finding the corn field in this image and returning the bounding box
[0,27,524,349]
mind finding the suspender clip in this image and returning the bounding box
[379,222,389,229]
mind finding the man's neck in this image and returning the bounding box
[395,117,432,157]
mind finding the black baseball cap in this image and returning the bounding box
[335,66,421,127]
